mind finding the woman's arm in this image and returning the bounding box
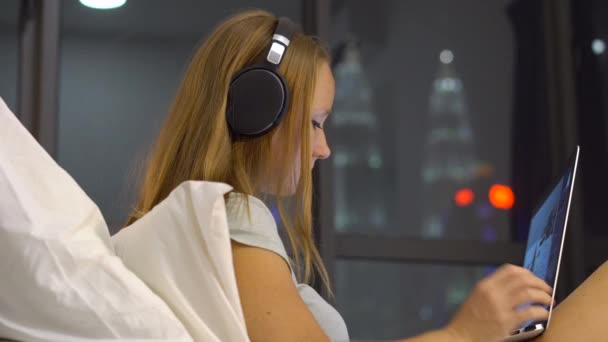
[233,240,554,342]
[401,265,553,342]
[231,241,329,341]
[395,328,464,342]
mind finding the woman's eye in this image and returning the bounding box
[312,120,322,129]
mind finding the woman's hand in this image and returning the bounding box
[444,264,553,342]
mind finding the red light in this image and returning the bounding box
[489,184,515,210]
[454,188,475,207]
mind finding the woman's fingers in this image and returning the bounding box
[510,288,554,309]
[495,264,553,295]
[515,305,550,326]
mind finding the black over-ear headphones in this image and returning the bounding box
[226,17,296,138]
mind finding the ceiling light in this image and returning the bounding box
[79,0,126,10]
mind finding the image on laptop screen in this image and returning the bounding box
[522,155,576,309]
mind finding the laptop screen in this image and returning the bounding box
[522,146,579,320]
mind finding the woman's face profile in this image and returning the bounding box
[269,61,335,195]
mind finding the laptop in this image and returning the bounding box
[504,145,580,341]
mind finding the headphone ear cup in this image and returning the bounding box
[227,66,289,137]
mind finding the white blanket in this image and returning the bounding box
[112,181,250,342]
[0,97,192,341]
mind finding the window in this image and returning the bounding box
[316,1,565,339]
[0,1,19,111]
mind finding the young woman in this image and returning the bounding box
[125,10,600,342]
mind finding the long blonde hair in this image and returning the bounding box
[125,10,331,291]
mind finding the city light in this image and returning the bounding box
[440,50,454,64]
[592,39,606,55]
[454,188,475,207]
[488,184,514,210]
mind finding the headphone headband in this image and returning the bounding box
[265,17,295,68]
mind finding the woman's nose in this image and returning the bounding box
[313,130,331,160]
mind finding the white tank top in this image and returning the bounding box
[226,193,349,342]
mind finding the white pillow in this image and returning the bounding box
[0,97,192,342]
[112,181,249,342]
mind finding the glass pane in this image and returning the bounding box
[334,260,494,340]
[57,1,300,233]
[0,0,19,111]
[572,0,608,238]
[328,0,548,241]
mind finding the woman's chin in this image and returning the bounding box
[260,183,298,197]
[279,186,298,197]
